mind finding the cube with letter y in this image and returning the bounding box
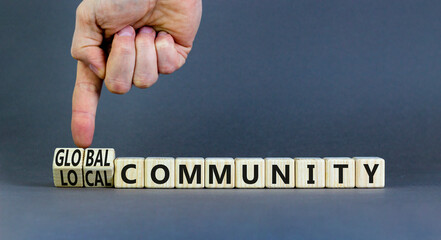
[83,148,115,187]
[354,157,385,188]
[53,148,84,187]
[114,157,145,188]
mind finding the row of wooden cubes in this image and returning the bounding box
[53,148,385,188]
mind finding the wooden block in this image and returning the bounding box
[354,157,385,188]
[175,158,205,188]
[235,158,265,188]
[205,158,235,188]
[265,158,295,188]
[53,148,84,187]
[295,158,325,188]
[145,157,175,188]
[114,157,145,188]
[83,148,115,187]
[325,157,355,188]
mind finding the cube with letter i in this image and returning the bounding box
[83,148,115,187]
[53,148,84,187]
[295,158,325,188]
[354,157,385,188]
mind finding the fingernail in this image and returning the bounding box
[140,27,154,34]
[89,64,99,76]
[117,26,134,37]
[157,31,168,37]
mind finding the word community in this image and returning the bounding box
[53,148,385,189]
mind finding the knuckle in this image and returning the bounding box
[115,45,133,55]
[75,2,86,19]
[71,47,80,60]
[133,73,158,88]
[75,81,100,94]
[136,37,152,46]
[159,64,179,75]
[105,78,131,94]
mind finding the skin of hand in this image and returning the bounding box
[70,0,202,148]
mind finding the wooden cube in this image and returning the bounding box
[145,157,175,188]
[325,157,355,188]
[295,158,325,188]
[114,158,145,188]
[265,158,295,188]
[53,148,84,187]
[235,158,265,188]
[354,157,385,188]
[83,148,115,187]
[205,158,235,188]
[175,158,205,188]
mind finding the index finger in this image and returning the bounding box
[71,61,103,148]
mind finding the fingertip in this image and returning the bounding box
[117,25,136,37]
[139,26,156,35]
[133,73,158,89]
[104,79,132,94]
[155,31,174,47]
[71,112,94,148]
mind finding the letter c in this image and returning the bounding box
[121,164,136,184]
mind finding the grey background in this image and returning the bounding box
[1,0,440,239]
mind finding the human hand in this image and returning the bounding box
[70,0,202,147]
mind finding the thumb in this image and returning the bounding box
[71,1,106,79]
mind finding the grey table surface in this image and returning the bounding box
[1,0,441,239]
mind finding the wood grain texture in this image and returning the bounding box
[145,157,175,188]
[114,158,145,188]
[175,158,205,188]
[354,157,385,188]
[83,148,115,187]
[235,158,265,188]
[265,158,295,188]
[325,157,355,188]
[53,148,84,187]
[205,158,235,188]
[295,158,325,188]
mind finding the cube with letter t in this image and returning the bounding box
[53,148,84,187]
[325,157,355,188]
